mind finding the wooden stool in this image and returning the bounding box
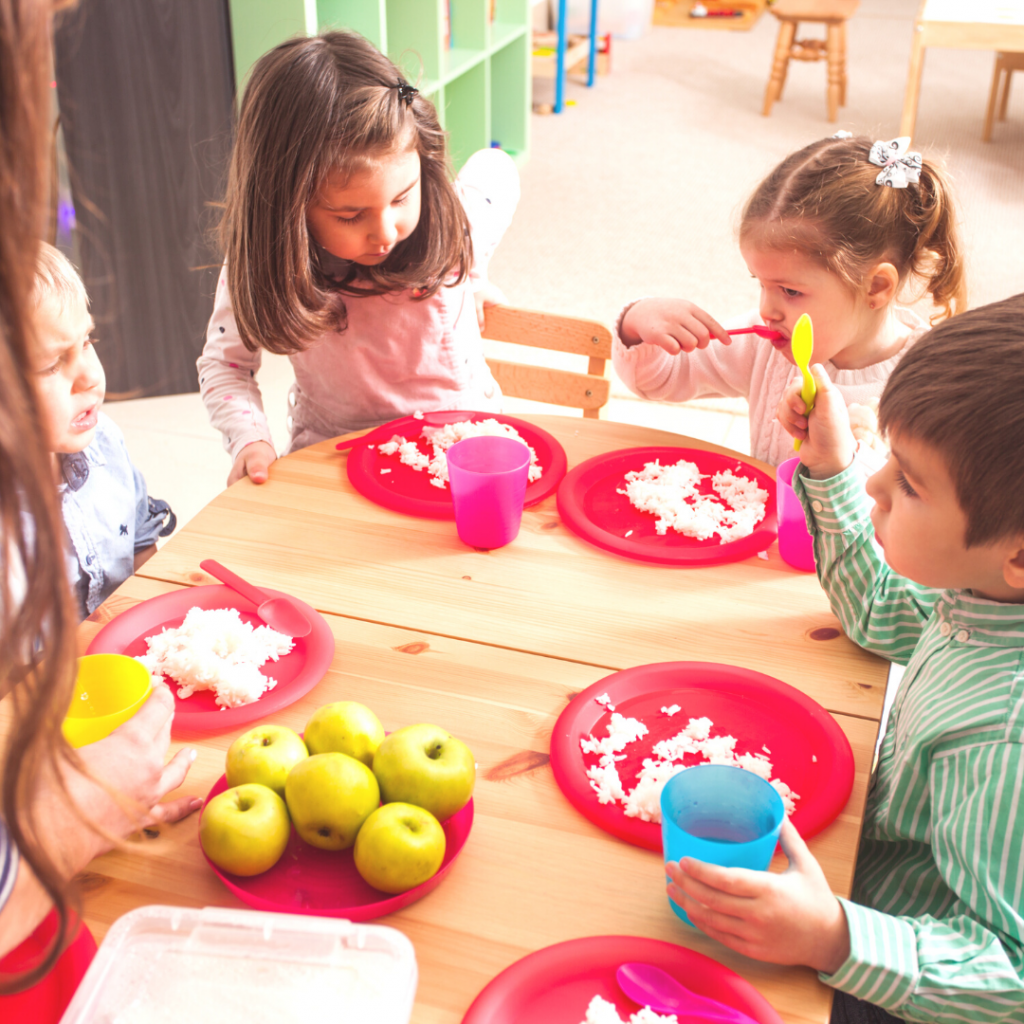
[983,51,1024,141]
[763,0,860,122]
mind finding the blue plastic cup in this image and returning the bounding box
[661,764,785,927]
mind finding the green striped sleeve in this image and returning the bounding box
[823,738,1024,1023]
[825,900,1024,1024]
[793,461,939,665]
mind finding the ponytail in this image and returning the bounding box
[740,135,966,321]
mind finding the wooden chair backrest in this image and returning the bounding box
[482,305,613,419]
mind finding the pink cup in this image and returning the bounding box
[776,456,816,572]
[446,436,531,549]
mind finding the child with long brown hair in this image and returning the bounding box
[0,0,199,998]
[200,31,519,485]
[614,134,966,467]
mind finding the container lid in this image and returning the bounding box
[59,905,417,1024]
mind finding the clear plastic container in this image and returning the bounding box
[59,905,417,1024]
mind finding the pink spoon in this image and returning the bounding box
[616,962,761,1023]
[199,559,311,638]
[726,326,784,341]
[335,433,373,452]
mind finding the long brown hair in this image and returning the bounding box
[0,0,82,991]
[741,135,966,321]
[221,31,471,356]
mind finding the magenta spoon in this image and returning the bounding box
[199,559,311,638]
[726,326,783,341]
[616,962,760,1023]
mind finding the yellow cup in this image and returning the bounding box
[62,654,152,748]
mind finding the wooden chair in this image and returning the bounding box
[983,51,1024,142]
[482,305,613,419]
[762,0,860,123]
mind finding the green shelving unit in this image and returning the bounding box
[227,0,530,171]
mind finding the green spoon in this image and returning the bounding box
[790,313,815,451]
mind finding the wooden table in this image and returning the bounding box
[76,416,887,1024]
[901,0,1024,138]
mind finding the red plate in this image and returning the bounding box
[344,410,567,519]
[462,935,783,1023]
[550,662,853,850]
[86,585,335,735]
[556,447,777,566]
[200,775,473,920]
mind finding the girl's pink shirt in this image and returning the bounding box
[613,302,929,467]
[198,148,519,460]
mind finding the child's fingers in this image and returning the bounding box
[778,816,816,873]
[147,793,204,825]
[240,442,277,485]
[678,312,723,351]
[688,306,731,346]
[667,882,753,942]
[678,857,769,900]
[810,363,833,391]
[647,332,683,355]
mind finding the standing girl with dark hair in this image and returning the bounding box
[613,133,966,467]
[199,31,520,485]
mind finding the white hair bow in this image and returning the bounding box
[868,137,922,188]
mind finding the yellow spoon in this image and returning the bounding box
[790,313,815,451]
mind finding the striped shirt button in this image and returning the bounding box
[956,629,970,643]
[939,621,952,637]
[811,500,823,512]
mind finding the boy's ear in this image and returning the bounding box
[1003,541,1024,593]
[866,263,900,307]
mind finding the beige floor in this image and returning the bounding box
[105,0,1023,534]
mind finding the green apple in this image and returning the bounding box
[353,802,446,894]
[304,701,384,767]
[200,783,291,877]
[284,752,380,851]
[372,723,475,822]
[225,724,308,798]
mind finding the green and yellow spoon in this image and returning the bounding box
[790,313,815,451]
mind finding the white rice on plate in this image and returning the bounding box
[581,711,799,821]
[617,459,768,545]
[376,418,543,490]
[137,606,294,709]
[582,995,677,1023]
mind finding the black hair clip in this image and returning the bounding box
[395,79,418,106]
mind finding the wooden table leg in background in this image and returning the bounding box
[900,28,926,139]
[826,21,842,121]
[764,19,796,116]
[839,20,848,107]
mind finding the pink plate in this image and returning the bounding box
[550,662,854,850]
[462,935,783,1023]
[344,410,567,519]
[556,447,777,566]
[201,775,473,920]
[86,585,335,735]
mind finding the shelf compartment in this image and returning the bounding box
[443,60,490,170]
[444,46,488,81]
[489,20,527,51]
[490,31,529,157]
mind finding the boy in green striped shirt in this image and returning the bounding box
[666,295,1024,1024]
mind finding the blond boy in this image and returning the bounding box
[30,244,175,618]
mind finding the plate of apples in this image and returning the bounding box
[198,701,475,920]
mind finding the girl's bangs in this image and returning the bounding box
[740,217,826,260]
